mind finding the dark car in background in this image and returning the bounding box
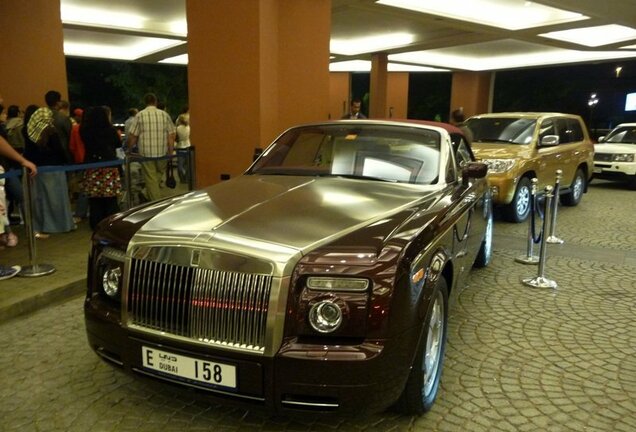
[84,120,492,415]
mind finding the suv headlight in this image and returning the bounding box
[612,153,635,162]
[482,159,516,174]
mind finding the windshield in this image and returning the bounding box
[248,124,441,185]
[604,126,636,144]
[466,117,537,145]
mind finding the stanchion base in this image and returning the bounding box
[546,236,564,244]
[522,276,557,289]
[515,255,540,265]
[19,264,56,277]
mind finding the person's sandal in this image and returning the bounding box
[35,232,50,240]
[5,232,17,247]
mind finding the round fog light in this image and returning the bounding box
[102,267,122,297]
[308,300,343,333]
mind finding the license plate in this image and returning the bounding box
[593,167,603,174]
[142,346,236,389]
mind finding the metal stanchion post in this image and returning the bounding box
[546,169,564,244]
[124,154,133,210]
[19,167,56,277]
[516,178,540,264]
[522,185,557,289]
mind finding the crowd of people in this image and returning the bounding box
[0,90,191,280]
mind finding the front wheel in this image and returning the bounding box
[503,177,531,223]
[473,199,493,268]
[395,277,448,415]
[561,169,586,206]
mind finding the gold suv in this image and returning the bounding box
[465,113,594,222]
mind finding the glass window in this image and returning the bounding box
[465,117,536,144]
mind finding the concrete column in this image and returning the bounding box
[329,73,350,120]
[186,0,331,186]
[387,73,409,119]
[0,0,68,108]
[369,53,388,119]
[450,71,494,118]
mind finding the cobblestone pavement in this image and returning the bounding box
[1,180,635,431]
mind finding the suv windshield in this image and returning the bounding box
[248,124,441,185]
[604,126,636,144]
[466,117,537,145]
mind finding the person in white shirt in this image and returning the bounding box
[175,113,191,183]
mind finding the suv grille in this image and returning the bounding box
[127,258,272,352]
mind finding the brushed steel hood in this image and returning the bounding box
[134,174,436,255]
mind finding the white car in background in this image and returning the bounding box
[594,123,636,189]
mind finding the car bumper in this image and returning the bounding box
[84,295,417,415]
[486,174,517,205]
[593,161,636,178]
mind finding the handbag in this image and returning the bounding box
[165,160,177,189]
[84,167,122,197]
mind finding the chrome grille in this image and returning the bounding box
[127,258,272,352]
[594,153,612,162]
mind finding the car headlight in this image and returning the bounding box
[308,300,344,333]
[307,276,369,292]
[482,159,516,174]
[96,247,126,301]
[612,153,635,162]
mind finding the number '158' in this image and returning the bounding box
[194,360,223,383]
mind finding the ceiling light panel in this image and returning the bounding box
[540,25,636,47]
[389,40,636,71]
[376,0,588,31]
[330,33,415,55]
[63,29,183,61]
[329,60,448,72]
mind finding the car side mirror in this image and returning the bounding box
[540,135,559,146]
[462,162,488,187]
[597,136,606,143]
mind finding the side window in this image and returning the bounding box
[555,118,571,144]
[539,119,556,142]
[456,138,474,168]
[566,119,584,142]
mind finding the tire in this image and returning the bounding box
[395,277,448,415]
[561,169,585,206]
[473,199,493,268]
[503,177,531,223]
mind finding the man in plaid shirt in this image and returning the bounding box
[127,93,176,201]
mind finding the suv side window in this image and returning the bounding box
[566,118,584,142]
[539,119,556,143]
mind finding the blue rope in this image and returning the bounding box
[0,154,175,179]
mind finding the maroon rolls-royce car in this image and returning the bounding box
[85,120,492,415]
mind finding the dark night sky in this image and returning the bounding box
[68,57,636,130]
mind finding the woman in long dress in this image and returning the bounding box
[22,104,75,237]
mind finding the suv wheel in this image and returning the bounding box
[503,177,531,223]
[561,169,585,206]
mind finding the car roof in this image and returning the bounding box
[302,118,465,136]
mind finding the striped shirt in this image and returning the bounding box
[129,106,176,157]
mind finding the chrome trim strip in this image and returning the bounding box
[95,347,124,366]
[281,399,339,408]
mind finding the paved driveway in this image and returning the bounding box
[1,180,635,431]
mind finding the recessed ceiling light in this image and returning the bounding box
[63,32,183,61]
[376,0,588,31]
[330,33,415,56]
[540,24,636,47]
